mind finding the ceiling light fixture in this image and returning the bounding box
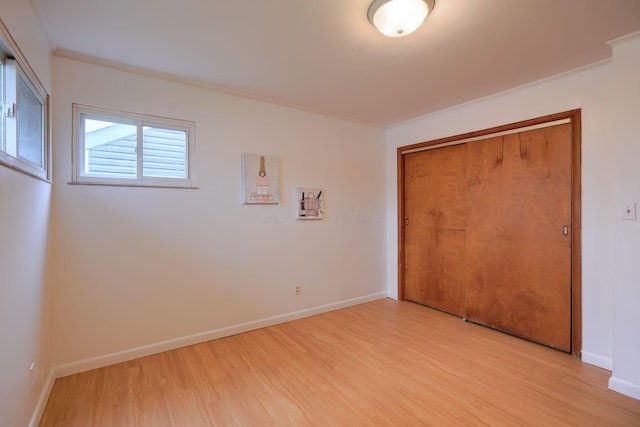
[368,0,435,38]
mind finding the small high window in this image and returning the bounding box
[72,104,196,188]
[0,20,50,181]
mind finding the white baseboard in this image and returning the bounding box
[55,292,387,379]
[609,376,640,400]
[31,292,386,425]
[581,351,613,370]
[28,370,57,427]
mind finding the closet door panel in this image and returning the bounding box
[465,124,572,351]
[404,144,467,316]
[404,227,466,316]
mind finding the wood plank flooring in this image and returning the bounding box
[40,299,640,426]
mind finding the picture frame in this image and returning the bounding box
[242,153,280,204]
[296,187,324,220]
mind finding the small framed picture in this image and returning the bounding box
[242,153,280,204]
[296,187,324,220]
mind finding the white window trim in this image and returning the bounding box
[0,18,51,182]
[71,104,197,189]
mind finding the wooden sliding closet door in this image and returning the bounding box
[465,124,572,351]
[403,144,467,317]
[401,116,576,353]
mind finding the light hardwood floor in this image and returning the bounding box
[40,299,640,426]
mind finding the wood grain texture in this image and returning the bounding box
[40,299,640,426]
[465,124,572,351]
[403,144,467,316]
[397,109,582,354]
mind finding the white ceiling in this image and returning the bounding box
[33,0,640,127]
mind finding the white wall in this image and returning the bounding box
[609,33,640,399]
[49,56,387,368]
[387,35,640,400]
[0,1,53,426]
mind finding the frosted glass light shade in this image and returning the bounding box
[368,0,434,38]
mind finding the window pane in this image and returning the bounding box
[84,118,137,178]
[73,104,194,187]
[142,126,187,179]
[17,74,43,167]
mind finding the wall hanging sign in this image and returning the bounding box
[296,187,324,220]
[242,153,281,204]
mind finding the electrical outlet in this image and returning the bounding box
[622,203,637,220]
[295,285,302,296]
